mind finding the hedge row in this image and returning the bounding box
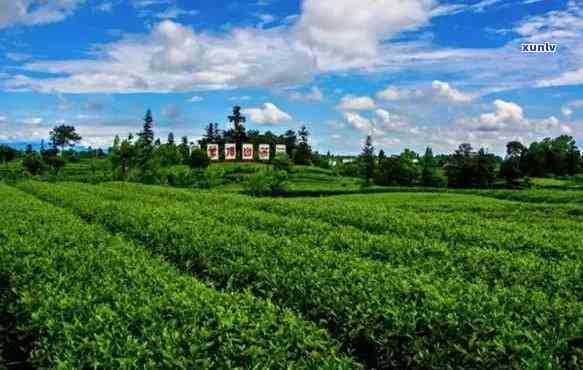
[75,182,583,299]
[18,181,583,369]
[0,184,354,369]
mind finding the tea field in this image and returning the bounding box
[1,181,582,369]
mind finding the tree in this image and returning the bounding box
[188,148,210,169]
[294,125,312,165]
[22,148,44,176]
[359,135,375,185]
[284,129,298,157]
[167,132,175,146]
[378,149,386,164]
[179,136,191,164]
[228,106,247,159]
[0,145,17,164]
[376,155,420,186]
[49,125,82,154]
[445,144,496,188]
[138,109,155,149]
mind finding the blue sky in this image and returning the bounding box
[0,0,582,155]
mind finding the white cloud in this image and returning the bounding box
[161,104,181,119]
[0,0,85,29]
[561,99,583,117]
[6,20,317,93]
[22,117,43,125]
[155,6,198,19]
[337,95,376,111]
[243,103,292,125]
[297,0,437,69]
[289,86,324,102]
[0,116,6,122]
[188,96,203,102]
[431,80,473,103]
[342,111,373,132]
[376,86,422,101]
[562,106,574,117]
[5,53,32,62]
[475,100,524,131]
[96,1,113,12]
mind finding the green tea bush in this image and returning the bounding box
[19,182,583,369]
[0,184,354,369]
[242,170,288,196]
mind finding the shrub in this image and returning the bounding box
[188,148,210,169]
[243,170,288,196]
[22,155,44,176]
[272,154,293,173]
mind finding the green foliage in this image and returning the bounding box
[421,167,447,188]
[17,181,583,369]
[376,155,420,186]
[49,125,82,153]
[444,145,497,188]
[359,135,375,186]
[243,170,288,196]
[22,154,44,176]
[0,145,17,163]
[0,184,352,369]
[271,154,293,173]
[187,148,210,169]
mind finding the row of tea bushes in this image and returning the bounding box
[73,182,583,300]
[18,181,583,369]
[0,184,354,369]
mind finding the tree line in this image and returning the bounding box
[355,134,583,188]
[1,106,583,189]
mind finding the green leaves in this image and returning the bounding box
[0,184,353,369]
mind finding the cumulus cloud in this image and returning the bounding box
[22,117,43,125]
[337,95,376,111]
[243,103,292,125]
[431,80,473,103]
[376,86,423,101]
[155,6,199,19]
[342,111,373,132]
[0,0,85,29]
[469,100,525,131]
[6,20,317,93]
[561,100,583,117]
[289,86,324,102]
[297,0,437,69]
[188,96,203,102]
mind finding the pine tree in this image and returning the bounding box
[378,149,386,164]
[167,132,175,145]
[228,106,247,159]
[360,135,375,185]
[138,109,155,149]
[294,125,311,165]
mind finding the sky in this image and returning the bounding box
[0,0,582,155]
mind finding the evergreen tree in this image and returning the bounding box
[167,132,175,145]
[138,109,155,149]
[360,135,375,186]
[294,125,311,165]
[228,106,247,159]
[378,149,386,164]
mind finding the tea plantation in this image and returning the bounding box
[1,182,582,369]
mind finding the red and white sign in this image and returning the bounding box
[276,144,287,156]
[225,143,236,160]
[207,144,219,161]
[242,144,254,160]
[259,144,270,161]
